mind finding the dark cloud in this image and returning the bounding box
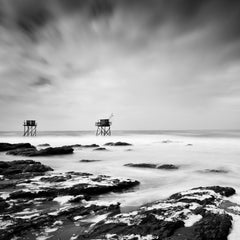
[31,77,52,87]
[1,0,240,43]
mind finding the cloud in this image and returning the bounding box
[0,0,240,130]
[31,77,52,87]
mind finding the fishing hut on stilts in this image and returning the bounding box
[95,114,113,136]
[23,120,37,136]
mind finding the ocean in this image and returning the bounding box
[1,130,240,238]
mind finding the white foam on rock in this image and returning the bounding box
[44,227,58,233]
[53,195,73,205]
[184,214,202,227]
[228,215,240,240]
[70,235,79,240]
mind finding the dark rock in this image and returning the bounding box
[200,169,229,174]
[205,186,236,197]
[10,189,59,199]
[124,163,179,170]
[63,144,82,148]
[0,160,53,178]
[157,164,179,170]
[162,140,172,143]
[70,144,82,147]
[193,212,232,240]
[80,159,101,162]
[23,163,53,173]
[93,147,107,151]
[0,142,35,152]
[37,143,50,147]
[0,197,10,212]
[124,163,157,169]
[186,144,193,146]
[0,179,19,189]
[78,186,236,240]
[82,144,99,148]
[40,175,70,182]
[104,142,132,146]
[7,146,74,156]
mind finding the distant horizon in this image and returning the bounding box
[1,129,240,132]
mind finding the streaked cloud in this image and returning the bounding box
[0,0,240,130]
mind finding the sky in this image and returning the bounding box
[0,0,240,131]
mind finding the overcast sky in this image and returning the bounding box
[0,0,240,131]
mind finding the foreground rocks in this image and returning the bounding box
[125,163,179,170]
[6,146,74,157]
[1,160,239,240]
[0,160,139,240]
[77,186,238,240]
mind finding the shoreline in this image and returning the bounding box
[1,140,240,239]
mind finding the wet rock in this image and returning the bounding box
[0,169,138,240]
[93,147,107,151]
[124,163,157,169]
[82,144,99,148]
[40,175,71,182]
[63,144,82,148]
[0,160,53,177]
[37,143,50,147]
[199,169,229,174]
[0,197,9,212]
[78,186,236,240]
[157,164,179,170]
[7,146,74,156]
[104,142,132,146]
[125,163,179,170]
[9,172,139,200]
[0,142,35,152]
[80,159,101,162]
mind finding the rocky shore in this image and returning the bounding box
[0,142,240,240]
[78,186,239,240]
[0,159,139,240]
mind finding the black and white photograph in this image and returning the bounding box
[0,0,240,239]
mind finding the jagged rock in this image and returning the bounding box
[0,143,35,152]
[0,169,138,240]
[77,186,236,240]
[6,146,74,156]
[0,160,53,177]
[9,172,139,200]
[40,175,71,182]
[104,142,132,146]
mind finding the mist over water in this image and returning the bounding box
[1,130,240,210]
